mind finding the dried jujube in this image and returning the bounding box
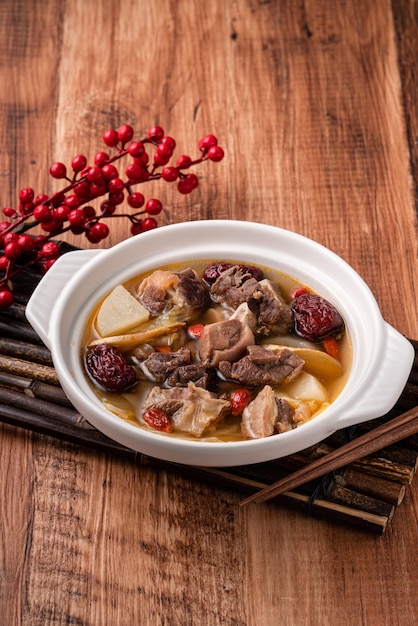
[202,262,264,285]
[291,293,344,342]
[85,344,137,393]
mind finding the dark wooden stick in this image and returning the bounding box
[0,371,71,406]
[0,336,53,365]
[0,354,59,385]
[0,402,136,457]
[333,469,406,506]
[0,386,83,424]
[325,482,394,519]
[240,406,418,506]
[0,318,44,344]
[0,302,28,321]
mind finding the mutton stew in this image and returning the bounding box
[82,260,351,442]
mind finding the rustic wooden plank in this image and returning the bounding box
[0,1,66,625]
[392,0,418,213]
[25,441,247,625]
[0,424,34,626]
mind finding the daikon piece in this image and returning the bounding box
[283,372,328,402]
[96,285,150,337]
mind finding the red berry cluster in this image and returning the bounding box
[0,124,224,310]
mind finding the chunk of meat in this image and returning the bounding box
[199,318,255,367]
[143,382,230,437]
[137,270,177,315]
[274,398,295,433]
[241,385,278,439]
[176,268,209,311]
[203,262,264,286]
[131,343,154,361]
[248,279,293,336]
[143,386,186,415]
[166,363,213,389]
[274,398,311,432]
[137,268,208,318]
[209,265,259,308]
[140,347,191,382]
[210,268,293,337]
[218,345,304,386]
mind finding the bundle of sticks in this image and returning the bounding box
[0,264,417,534]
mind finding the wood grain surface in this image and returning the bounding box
[0,1,417,625]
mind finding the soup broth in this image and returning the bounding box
[82,260,352,442]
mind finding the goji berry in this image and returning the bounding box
[142,408,173,432]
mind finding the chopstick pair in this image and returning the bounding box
[240,405,418,506]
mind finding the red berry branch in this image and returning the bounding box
[0,124,224,310]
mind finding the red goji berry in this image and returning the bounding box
[230,388,252,416]
[188,323,205,339]
[142,408,173,432]
[323,337,341,361]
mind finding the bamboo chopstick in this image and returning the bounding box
[240,406,418,506]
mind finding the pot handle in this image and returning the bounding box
[335,323,414,429]
[25,249,103,349]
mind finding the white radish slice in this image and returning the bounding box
[281,372,328,402]
[96,285,150,337]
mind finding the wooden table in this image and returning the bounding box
[1,1,417,624]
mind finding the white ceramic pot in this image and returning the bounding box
[25,220,414,467]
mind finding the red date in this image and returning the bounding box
[239,264,264,281]
[291,293,344,342]
[85,344,137,393]
[202,262,234,285]
[202,262,263,285]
